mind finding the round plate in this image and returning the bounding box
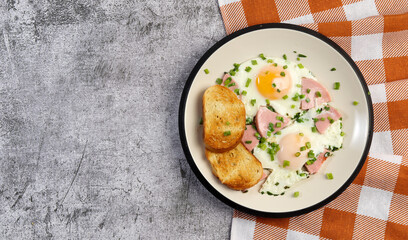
[179,23,373,218]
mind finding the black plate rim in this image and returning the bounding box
[178,23,374,218]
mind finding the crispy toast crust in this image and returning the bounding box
[205,143,263,190]
[203,85,245,152]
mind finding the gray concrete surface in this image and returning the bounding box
[0,0,232,239]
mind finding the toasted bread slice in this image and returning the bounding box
[203,85,246,152]
[205,143,263,190]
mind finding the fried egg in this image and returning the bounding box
[253,104,344,195]
[233,56,315,118]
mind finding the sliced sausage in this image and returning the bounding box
[255,106,290,138]
[315,106,342,134]
[222,73,239,92]
[300,78,332,110]
[241,125,259,152]
[305,150,329,174]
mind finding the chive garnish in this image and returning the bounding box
[228,82,236,87]
[311,126,317,132]
[353,101,359,105]
[199,117,203,125]
[204,69,209,74]
[306,88,311,93]
[316,91,322,97]
[298,54,307,58]
[283,65,288,69]
[330,68,336,71]
[266,99,270,105]
[251,60,258,65]
[267,59,273,63]
[283,160,290,167]
[326,173,334,180]
[300,146,306,151]
[340,132,345,136]
[275,122,281,128]
[282,95,288,100]
[245,66,252,72]
[305,98,310,103]
[294,191,299,198]
[299,94,305,99]
[224,77,231,86]
[283,54,287,60]
[291,105,295,109]
[272,83,277,88]
[241,90,247,96]
[305,142,311,149]
[275,131,281,135]
[273,63,278,67]
[299,133,304,136]
[307,150,314,158]
[223,131,231,136]
[229,69,236,76]
[250,99,256,106]
[259,53,266,60]
[216,78,222,85]
[297,63,304,69]
[245,78,252,87]
[295,152,301,157]
[334,82,340,90]
[280,72,286,77]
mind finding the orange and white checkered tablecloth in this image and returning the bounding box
[217,0,408,239]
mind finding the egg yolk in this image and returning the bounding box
[277,133,309,171]
[256,65,292,100]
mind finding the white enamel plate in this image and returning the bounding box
[179,24,373,217]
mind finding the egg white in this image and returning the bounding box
[253,104,344,195]
[233,56,316,118]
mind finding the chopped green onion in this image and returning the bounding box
[307,150,314,158]
[259,53,266,60]
[204,69,209,74]
[316,91,322,97]
[275,131,281,135]
[272,83,277,88]
[340,132,345,136]
[245,66,252,72]
[233,63,240,71]
[224,77,231,86]
[298,54,307,58]
[311,126,318,132]
[305,98,310,103]
[330,68,336,71]
[267,131,271,137]
[295,152,301,157]
[296,84,302,88]
[226,121,230,126]
[300,146,306,151]
[275,182,279,186]
[268,123,274,132]
[229,69,236,76]
[368,91,371,96]
[282,95,288,100]
[292,95,299,101]
[297,57,300,61]
[250,99,256,106]
[283,65,288,69]
[326,173,334,180]
[283,160,290,167]
[283,54,287,60]
[251,60,258,65]
[274,63,278,67]
[306,160,313,165]
[254,132,260,139]
[320,117,325,121]
[228,82,236,87]
[297,63,304,69]
[275,122,282,128]
[334,82,340,90]
[276,116,284,122]
[267,59,273,63]
[280,71,286,77]
[306,142,311,149]
[277,89,281,93]
[306,88,311,93]
[353,101,359,105]
[233,89,240,95]
[199,117,203,125]
[328,117,334,124]
[258,143,267,150]
[216,78,222,84]
[223,131,231,136]
[299,132,304,136]
[291,105,296,109]
[324,106,330,111]
[294,191,300,198]
[266,99,271,105]
[245,78,252,87]
[299,94,305,99]
[241,90,247,96]
[245,140,252,144]
[260,137,267,143]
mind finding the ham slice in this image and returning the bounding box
[241,125,259,152]
[315,106,342,134]
[222,74,239,92]
[305,150,329,174]
[260,170,270,181]
[300,78,331,110]
[255,106,290,138]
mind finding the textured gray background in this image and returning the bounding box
[0,0,231,239]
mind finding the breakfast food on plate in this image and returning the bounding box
[203,53,344,195]
[202,85,262,190]
[205,143,263,190]
[203,85,246,152]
